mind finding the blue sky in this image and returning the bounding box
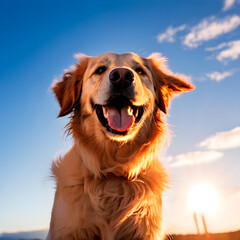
[0,0,240,235]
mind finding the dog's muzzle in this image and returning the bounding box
[94,68,145,136]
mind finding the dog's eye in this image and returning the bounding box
[135,67,146,75]
[94,66,107,74]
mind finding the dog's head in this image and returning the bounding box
[53,52,194,142]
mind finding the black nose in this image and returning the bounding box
[109,68,134,89]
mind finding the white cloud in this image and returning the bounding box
[166,151,223,167]
[217,40,240,61]
[205,40,240,61]
[205,42,228,51]
[157,24,186,43]
[199,127,240,150]
[223,0,235,11]
[183,15,240,48]
[206,71,233,82]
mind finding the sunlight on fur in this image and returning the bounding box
[48,52,194,240]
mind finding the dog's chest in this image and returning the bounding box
[86,176,147,223]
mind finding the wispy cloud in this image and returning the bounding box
[199,127,240,150]
[205,42,229,51]
[166,151,223,167]
[206,71,233,82]
[217,40,240,61]
[166,126,240,167]
[157,24,186,43]
[223,0,235,11]
[205,40,240,61]
[183,15,240,48]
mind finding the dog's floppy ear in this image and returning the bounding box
[52,56,88,117]
[147,54,194,114]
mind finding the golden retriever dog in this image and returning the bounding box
[49,52,194,240]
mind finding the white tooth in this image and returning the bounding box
[127,106,133,115]
[135,108,138,117]
[103,107,109,118]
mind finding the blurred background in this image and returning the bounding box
[0,0,240,239]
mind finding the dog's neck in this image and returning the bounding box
[74,139,160,180]
[74,115,167,180]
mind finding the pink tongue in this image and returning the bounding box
[104,106,134,132]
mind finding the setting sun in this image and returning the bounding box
[188,182,219,214]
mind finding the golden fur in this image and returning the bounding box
[49,52,194,240]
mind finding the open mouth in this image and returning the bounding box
[95,96,144,135]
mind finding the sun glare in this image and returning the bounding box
[188,182,219,214]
